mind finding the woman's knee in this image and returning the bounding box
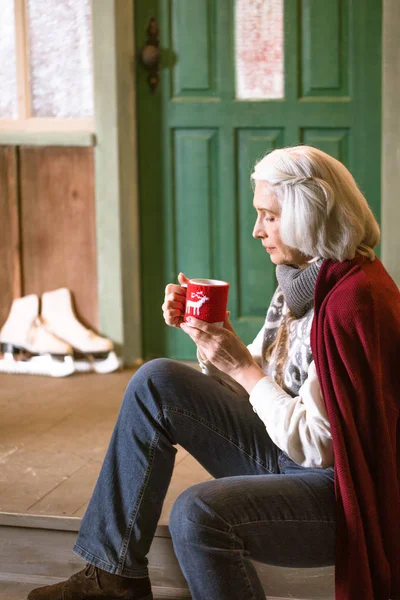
[123,358,197,414]
[169,482,229,546]
[131,358,174,382]
[125,358,176,398]
[129,358,203,398]
[129,358,194,389]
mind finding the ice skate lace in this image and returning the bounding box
[84,563,102,589]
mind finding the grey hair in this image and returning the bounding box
[251,145,380,262]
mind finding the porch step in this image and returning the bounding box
[0,513,334,599]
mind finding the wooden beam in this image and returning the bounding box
[0,119,94,132]
[92,0,142,364]
[0,132,95,147]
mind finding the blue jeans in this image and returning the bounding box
[74,359,335,600]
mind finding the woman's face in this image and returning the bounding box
[252,181,309,267]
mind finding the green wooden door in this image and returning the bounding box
[136,0,381,360]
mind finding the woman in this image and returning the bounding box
[28,146,400,600]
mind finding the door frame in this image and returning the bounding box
[94,0,400,364]
[381,0,400,283]
[92,0,142,366]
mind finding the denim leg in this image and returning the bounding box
[169,461,335,600]
[73,359,280,577]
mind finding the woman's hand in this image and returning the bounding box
[162,273,189,327]
[181,316,266,393]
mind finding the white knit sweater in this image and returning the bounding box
[198,288,333,469]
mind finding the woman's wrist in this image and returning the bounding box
[231,362,266,395]
[196,347,207,363]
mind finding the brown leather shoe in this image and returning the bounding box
[27,563,153,600]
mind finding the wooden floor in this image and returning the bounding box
[0,581,36,600]
[0,368,335,600]
[0,367,211,523]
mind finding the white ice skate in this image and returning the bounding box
[0,295,75,377]
[41,288,122,374]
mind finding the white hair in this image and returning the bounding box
[251,145,380,262]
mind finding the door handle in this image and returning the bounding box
[140,18,160,93]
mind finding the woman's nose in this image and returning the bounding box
[252,219,265,239]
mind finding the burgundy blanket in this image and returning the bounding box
[311,255,400,600]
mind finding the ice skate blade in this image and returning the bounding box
[0,353,75,377]
[74,351,123,374]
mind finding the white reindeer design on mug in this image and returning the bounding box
[186,291,210,316]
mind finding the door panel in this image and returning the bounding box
[136,0,382,359]
[301,129,350,165]
[172,0,217,97]
[300,0,349,97]
[174,128,218,280]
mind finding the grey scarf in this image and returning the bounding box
[275,259,323,318]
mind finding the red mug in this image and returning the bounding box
[183,279,230,325]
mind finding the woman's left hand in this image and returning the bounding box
[181,316,262,388]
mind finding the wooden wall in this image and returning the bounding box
[0,146,98,333]
[0,147,20,329]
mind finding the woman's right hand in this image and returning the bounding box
[162,272,189,327]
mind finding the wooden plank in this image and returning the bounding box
[73,501,89,518]
[0,526,85,580]
[174,445,189,466]
[15,396,118,460]
[19,146,98,330]
[0,512,81,531]
[0,513,170,539]
[0,573,66,587]
[0,147,21,328]
[0,580,42,600]
[27,462,102,516]
[0,453,36,496]
[0,451,86,513]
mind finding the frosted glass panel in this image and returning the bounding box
[235,0,284,100]
[27,0,93,118]
[0,0,18,118]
